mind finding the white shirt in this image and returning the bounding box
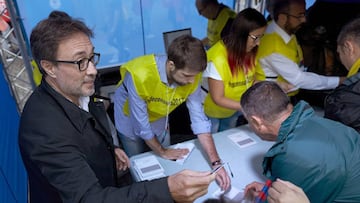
[260,21,339,90]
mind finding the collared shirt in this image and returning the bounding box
[114,55,211,141]
[258,21,339,90]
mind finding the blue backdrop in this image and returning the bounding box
[0,63,27,203]
[16,0,234,69]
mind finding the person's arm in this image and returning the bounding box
[202,37,210,48]
[197,132,231,191]
[204,62,241,111]
[208,78,242,111]
[114,147,130,171]
[270,153,345,202]
[244,181,265,200]
[262,53,340,89]
[168,170,217,202]
[186,86,231,191]
[125,74,188,159]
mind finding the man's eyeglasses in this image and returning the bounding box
[284,13,306,20]
[248,34,263,43]
[51,53,100,71]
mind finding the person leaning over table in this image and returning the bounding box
[256,0,345,103]
[324,17,360,131]
[241,81,360,202]
[114,34,230,191]
[195,0,236,49]
[18,10,217,203]
[202,8,267,133]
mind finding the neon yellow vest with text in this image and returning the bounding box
[207,7,236,47]
[256,33,303,96]
[204,41,255,118]
[119,54,201,122]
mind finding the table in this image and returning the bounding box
[129,125,275,203]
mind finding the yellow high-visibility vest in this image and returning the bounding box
[119,54,201,122]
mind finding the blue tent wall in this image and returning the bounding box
[0,63,27,203]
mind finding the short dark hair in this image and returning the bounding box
[241,81,290,123]
[30,10,93,75]
[167,35,207,72]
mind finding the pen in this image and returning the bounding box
[255,179,272,203]
[226,162,234,178]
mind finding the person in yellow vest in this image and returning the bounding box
[114,35,231,191]
[256,0,344,103]
[203,8,267,133]
[195,0,236,49]
[337,17,360,77]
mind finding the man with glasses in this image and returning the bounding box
[19,11,217,203]
[195,0,236,49]
[256,0,344,103]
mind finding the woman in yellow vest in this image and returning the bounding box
[203,8,267,133]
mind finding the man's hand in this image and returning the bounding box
[339,76,346,85]
[276,81,296,93]
[213,166,231,191]
[197,133,231,191]
[168,170,216,203]
[145,137,189,160]
[114,148,130,171]
[159,147,189,160]
[244,181,265,200]
[268,179,310,203]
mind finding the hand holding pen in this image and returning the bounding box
[255,180,272,203]
[244,180,272,203]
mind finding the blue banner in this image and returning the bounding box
[0,62,27,203]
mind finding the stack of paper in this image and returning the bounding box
[172,142,195,165]
[133,155,166,181]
